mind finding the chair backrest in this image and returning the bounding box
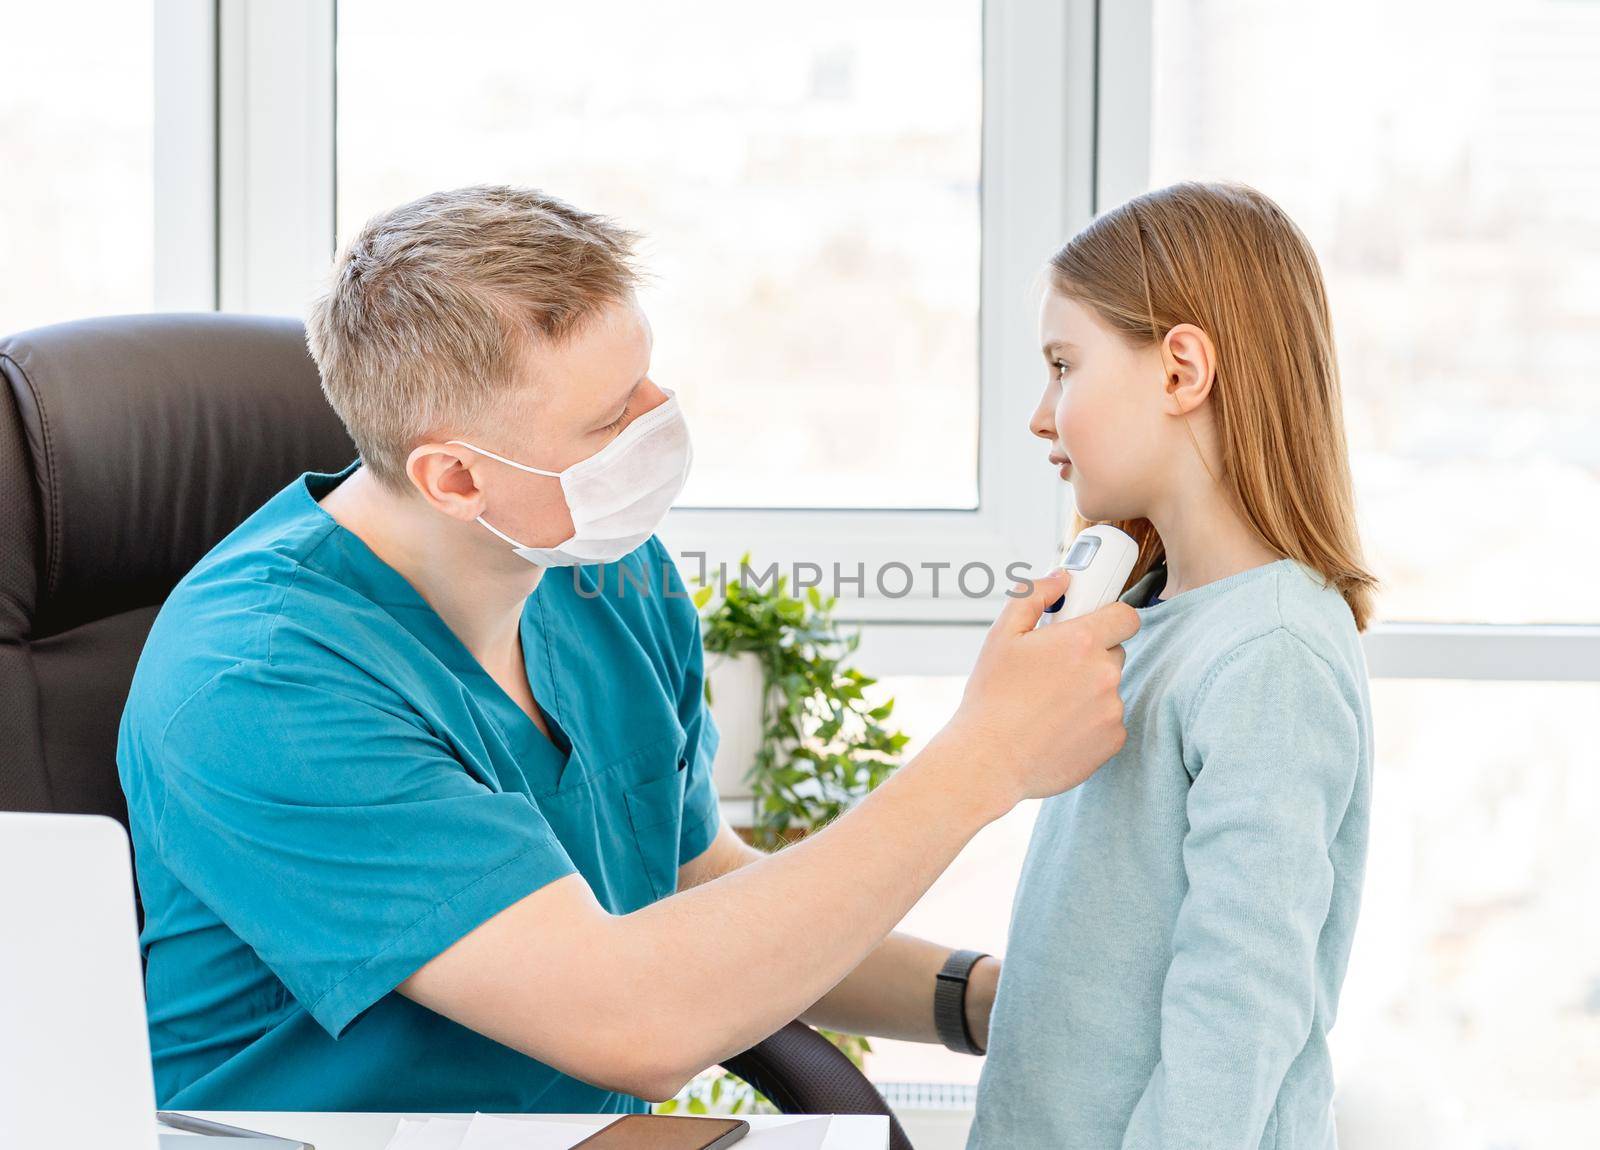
[0,313,354,824]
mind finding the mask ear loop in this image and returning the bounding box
[444,439,557,550]
[445,439,562,477]
[473,513,533,550]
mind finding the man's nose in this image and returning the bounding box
[638,377,670,412]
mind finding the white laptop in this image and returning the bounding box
[0,812,306,1149]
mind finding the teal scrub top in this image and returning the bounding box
[116,462,722,1113]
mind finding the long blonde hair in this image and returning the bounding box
[1050,181,1378,631]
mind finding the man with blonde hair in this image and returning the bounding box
[117,185,1138,1112]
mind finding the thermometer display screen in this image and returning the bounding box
[1063,535,1102,570]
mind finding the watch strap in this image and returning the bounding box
[933,948,990,1055]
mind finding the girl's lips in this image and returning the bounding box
[1058,462,1072,480]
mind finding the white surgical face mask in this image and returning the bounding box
[448,389,692,567]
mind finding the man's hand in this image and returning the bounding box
[938,568,1139,820]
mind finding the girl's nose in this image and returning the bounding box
[1028,385,1059,441]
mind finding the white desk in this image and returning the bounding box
[184,1111,888,1150]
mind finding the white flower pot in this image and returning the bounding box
[705,652,765,803]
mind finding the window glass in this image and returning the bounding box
[336,0,982,509]
[0,4,155,332]
[1147,0,1600,622]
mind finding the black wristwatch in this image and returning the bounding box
[933,948,990,1055]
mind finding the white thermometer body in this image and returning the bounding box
[1038,525,1140,624]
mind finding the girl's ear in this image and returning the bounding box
[1159,323,1218,415]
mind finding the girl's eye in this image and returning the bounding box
[1054,360,1071,381]
[600,408,629,434]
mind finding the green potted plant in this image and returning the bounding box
[696,557,910,849]
[655,558,912,1115]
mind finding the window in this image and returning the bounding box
[1,3,156,331]
[336,0,984,511]
[1145,0,1600,624]
[858,675,1034,1094]
[1332,679,1600,1144]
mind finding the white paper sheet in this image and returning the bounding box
[738,1116,831,1149]
[457,1114,604,1150]
[384,1116,472,1150]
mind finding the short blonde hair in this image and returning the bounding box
[306,185,640,490]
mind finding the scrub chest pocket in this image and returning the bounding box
[625,757,692,901]
[536,731,699,915]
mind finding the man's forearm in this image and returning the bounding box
[402,731,1010,1101]
[685,832,1000,1050]
[801,933,945,1042]
[800,933,999,1051]
[610,729,1010,1085]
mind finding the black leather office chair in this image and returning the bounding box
[0,313,913,1149]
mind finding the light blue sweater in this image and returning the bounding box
[969,558,1372,1150]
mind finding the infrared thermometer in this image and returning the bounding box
[1037,524,1140,624]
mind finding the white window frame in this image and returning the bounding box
[150,0,1600,680]
[217,0,335,315]
[153,0,219,311]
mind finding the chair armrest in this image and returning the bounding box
[720,1021,913,1150]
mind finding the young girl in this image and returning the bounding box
[969,182,1376,1150]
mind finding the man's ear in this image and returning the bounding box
[406,441,488,523]
[1159,323,1218,415]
